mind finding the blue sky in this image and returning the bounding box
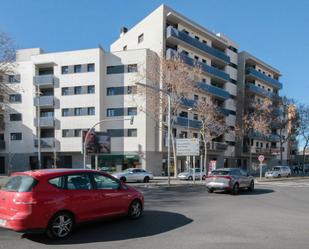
[0,0,308,106]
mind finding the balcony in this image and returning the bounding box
[0,140,5,150]
[34,96,54,108]
[196,82,230,100]
[180,98,196,108]
[34,75,56,88]
[34,117,54,128]
[207,141,228,151]
[34,138,54,148]
[174,116,202,129]
[166,49,230,82]
[246,83,277,99]
[250,131,280,142]
[246,67,282,89]
[166,26,230,64]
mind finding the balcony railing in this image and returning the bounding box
[196,82,230,100]
[34,138,54,148]
[250,131,280,142]
[34,96,55,108]
[174,116,202,129]
[166,26,230,64]
[34,75,56,87]
[246,83,277,99]
[34,117,54,128]
[166,48,230,82]
[207,141,228,151]
[0,140,5,150]
[246,67,282,89]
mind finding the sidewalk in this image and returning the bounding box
[255,175,309,183]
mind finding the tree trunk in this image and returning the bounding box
[170,133,177,177]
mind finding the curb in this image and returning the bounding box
[255,176,309,183]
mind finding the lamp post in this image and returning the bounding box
[187,107,192,172]
[83,117,134,169]
[35,87,42,169]
[135,82,172,186]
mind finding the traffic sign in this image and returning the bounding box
[258,155,265,163]
[176,138,200,156]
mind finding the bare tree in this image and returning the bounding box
[297,104,309,172]
[236,98,273,170]
[271,97,299,164]
[135,51,202,175]
[195,96,229,175]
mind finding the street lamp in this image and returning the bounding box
[83,116,134,169]
[135,82,172,186]
[187,107,192,171]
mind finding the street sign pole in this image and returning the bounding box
[258,155,265,180]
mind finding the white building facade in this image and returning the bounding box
[0,4,288,175]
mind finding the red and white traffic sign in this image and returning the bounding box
[258,155,265,162]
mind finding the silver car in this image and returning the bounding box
[178,168,206,181]
[265,166,291,178]
[112,168,154,183]
[206,168,254,195]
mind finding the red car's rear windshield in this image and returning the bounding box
[2,175,38,192]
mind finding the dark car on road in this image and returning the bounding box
[0,169,144,239]
[206,168,254,195]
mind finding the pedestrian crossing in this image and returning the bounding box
[258,180,309,188]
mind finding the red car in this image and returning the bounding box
[0,169,144,239]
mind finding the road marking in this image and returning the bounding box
[258,181,309,188]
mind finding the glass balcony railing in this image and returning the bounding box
[246,83,277,99]
[196,82,230,100]
[166,26,230,64]
[250,131,280,142]
[246,67,282,89]
[34,138,55,148]
[34,117,55,127]
[166,48,230,82]
[174,116,202,129]
[34,75,56,87]
[34,96,55,108]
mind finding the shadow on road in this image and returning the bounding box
[213,188,274,195]
[24,210,193,245]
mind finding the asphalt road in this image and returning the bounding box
[1,180,309,249]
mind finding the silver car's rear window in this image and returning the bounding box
[211,170,230,176]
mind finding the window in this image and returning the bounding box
[228,46,238,53]
[127,64,137,73]
[183,29,189,35]
[127,86,136,94]
[202,78,206,83]
[74,108,82,116]
[10,133,22,140]
[74,86,82,95]
[123,45,127,51]
[194,94,199,101]
[138,33,144,43]
[66,174,92,190]
[193,114,198,120]
[74,129,82,137]
[128,129,137,137]
[87,63,95,72]
[202,59,207,64]
[9,94,22,103]
[180,131,187,138]
[128,107,137,116]
[87,85,95,94]
[62,109,70,117]
[88,107,95,115]
[106,65,125,74]
[8,75,20,83]
[62,130,70,137]
[107,88,116,96]
[74,65,82,73]
[194,36,200,40]
[107,109,115,117]
[92,173,119,190]
[49,177,65,189]
[256,142,259,147]
[179,111,188,118]
[10,113,22,121]
[194,56,199,61]
[3,175,37,192]
[193,133,198,138]
[181,50,189,56]
[230,79,237,85]
[61,66,69,74]
[202,40,207,44]
[62,87,69,96]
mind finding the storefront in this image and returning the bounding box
[91,154,140,173]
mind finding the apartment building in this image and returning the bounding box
[111,5,239,173]
[236,52,286,169]
[0,4,292,175]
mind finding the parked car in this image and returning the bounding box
[206,168,254,195]
[177,168,206,180]
[0,169,144,239]
[265,166,291,178]
[112,168,153,183]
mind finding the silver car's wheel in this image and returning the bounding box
[47,212,74,239]
[232,183,239,195]
[143,176,150,183]
[188,176,193,181]
[120,176,126,182]
[248,180,254,192]
[128,200,143,219]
